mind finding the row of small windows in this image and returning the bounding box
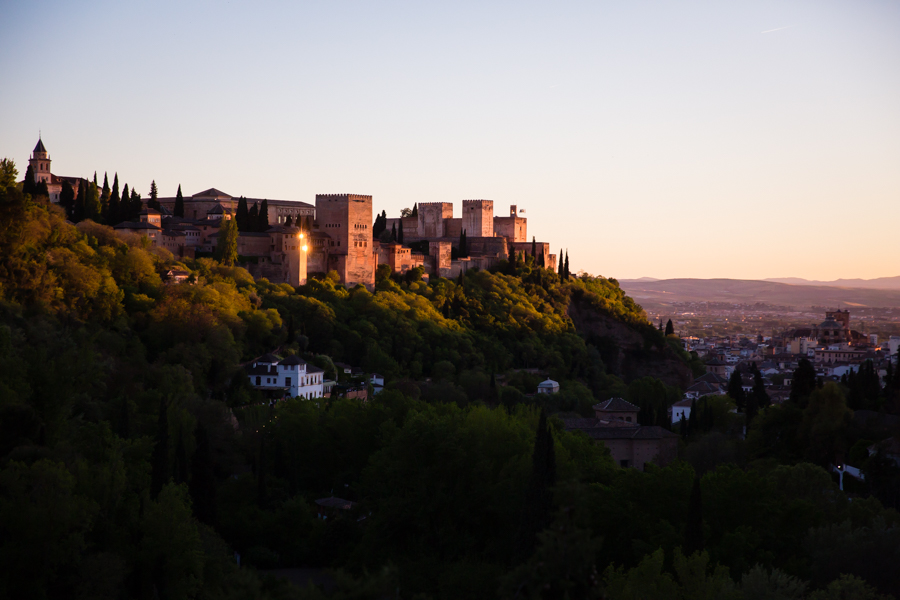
[353,223,368,230]
[354,241,368,248]
[257,376,322,386]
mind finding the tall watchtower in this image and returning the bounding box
[416,202,453,238]
[462,199,494,238]
[29,137,51,184]
[314,194,374,288]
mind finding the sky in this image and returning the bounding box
[1,0,898,281]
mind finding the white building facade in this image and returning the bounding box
[248,354,325,399]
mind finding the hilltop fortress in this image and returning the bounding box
[22,138,556,288]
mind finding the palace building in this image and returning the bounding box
[21,138,556,290]
[25,137,88,204]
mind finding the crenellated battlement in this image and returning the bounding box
[316,194,372,202]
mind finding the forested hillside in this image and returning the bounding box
[2,159,899,600]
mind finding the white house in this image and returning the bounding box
[828,363,861,378]
[369,373,385,395]
[537,379,560,394]
[684,381,723,400]
[247,353,325,399]
[671,398,694,424]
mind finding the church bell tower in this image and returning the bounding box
[29,137,51,184]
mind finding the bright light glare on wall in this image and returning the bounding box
[302,245,308,252]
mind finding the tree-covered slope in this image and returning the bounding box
[5,162,897,600]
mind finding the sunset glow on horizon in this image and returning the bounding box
[2,0,898,281]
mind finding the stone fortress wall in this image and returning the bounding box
[375,200,554,280]
[21,137,554,291]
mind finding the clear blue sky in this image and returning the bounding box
[2,0,898,280]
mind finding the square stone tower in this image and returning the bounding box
[315,194,374,288]
[417,202,453,238]
[462,199,494,238]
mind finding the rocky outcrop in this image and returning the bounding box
[567,296,694,390]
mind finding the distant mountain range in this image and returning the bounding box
[617,278,900,308]
[762,276,900,290]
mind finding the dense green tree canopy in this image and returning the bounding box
[1,172,897,599]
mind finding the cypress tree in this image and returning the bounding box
[93,171,97,186]
[558,248,564,277]
[459,229,467,258]
[411,203,418,217]
[258,199,269,231]
[174,184,184,217]
[885,362,893,393]
[84,181,102,222]
[248,202,259,229]
[121,184,130,219]
[508,242,518,273]
[790,358,817,408]
[34,180,49,199]
[284,214,293,226]
[745,387,759,428]
[863,360,881,408]
[685,477,704,554]
[397,219,404,244]
[531,236,536,259]
[107,192,119,225]
[74,179,86,222]
[727,369,746,412]
[100,173,110,221]
[216,218,239,266]
[372,212,382,237]
[538,250,545,268]
[22,165,36,197]
[751,363,770,409]
[391,222,397,241]
[148,180,159,210]
[130,188,142,220]
[109,174,120,223]
[665,319,675,336]
[150,399,170,499]
[564,251,570,279]
[236,196,249,231]
[687,400,697,436]
[190,424,217,526]
[59,181,76,221]
[519,409,557,558]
